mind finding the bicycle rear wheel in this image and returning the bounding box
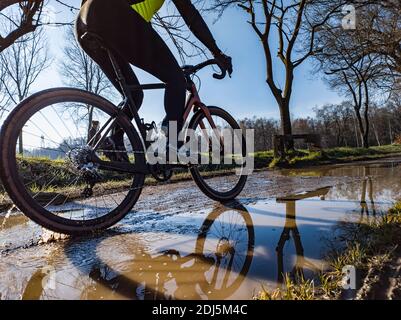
[188,106,248,202]
[0,88,145,235]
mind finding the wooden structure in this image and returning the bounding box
[273,134,322,157]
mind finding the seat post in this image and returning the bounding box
[106,49,148,138]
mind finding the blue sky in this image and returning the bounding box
[34,0,343,124]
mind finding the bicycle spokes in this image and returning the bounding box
[13,97,143,223]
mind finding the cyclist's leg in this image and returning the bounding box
[80,0,187,132]
[76,8,143,160]
[75,19,144,119]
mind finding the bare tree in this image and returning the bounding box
[0,0,45,52]
[0,26,50,153]
[323,54,390,148]
[239,116,280,151]
[0,62,12,120]
[319,1,401,81]
[314,2,396,148]
[207,0,346,150]
[354,0,401,77]
[0,0,99,54]
[313,101,355,147]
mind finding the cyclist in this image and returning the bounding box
[76,0,233,160]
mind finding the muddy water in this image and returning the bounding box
[1,159,401,300]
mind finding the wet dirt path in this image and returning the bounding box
[1,158,401,300]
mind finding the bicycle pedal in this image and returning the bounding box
[145,121,157,132]
[140,118,157,132]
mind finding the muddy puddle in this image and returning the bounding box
[1,159,401,300]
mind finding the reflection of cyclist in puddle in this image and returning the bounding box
[19,174,382,299]
[275,187,331,285]
[20,202,254,300]
[83,202,254,300]
[20,189,332,299]
[82,202,254,300]
[22,267,57,300]
[85,249,208,299]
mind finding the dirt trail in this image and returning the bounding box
[1,159,401,300]
[0,168,353,251]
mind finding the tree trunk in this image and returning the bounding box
[353,117,360,148]
[362,131,369,149]
[362,81,370,149]
[18,131,23,155]
[354,109,366,148]
[279,99,294,150]
[371,119,381,146]
[388,119,393,144]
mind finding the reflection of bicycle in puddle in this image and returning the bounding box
[22,202,254,300]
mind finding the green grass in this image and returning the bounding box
[256,201,401,300]
[258,274,316,300]
[252,150,275,169]
[268,144,401,168]
[10,144,401,183]
[1,144,401,208]
[0,155,244,209]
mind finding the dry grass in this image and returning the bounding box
[256,202,401,300]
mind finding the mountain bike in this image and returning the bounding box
[0,32,248,235]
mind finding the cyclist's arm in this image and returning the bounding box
[171,0,222,56]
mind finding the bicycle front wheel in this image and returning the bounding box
[195,203,254,299]
[188,107,248,202]
[0,88,145,235]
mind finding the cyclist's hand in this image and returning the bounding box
[214,52,233,78]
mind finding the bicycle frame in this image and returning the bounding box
[86,42,220,176]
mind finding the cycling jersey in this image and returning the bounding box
[131,0,165,22]
[80,0,220,56]
[77,0,222,133]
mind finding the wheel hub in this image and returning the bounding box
[67,147,94,168]
[67,147,101,198]
[216,238,235,257]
